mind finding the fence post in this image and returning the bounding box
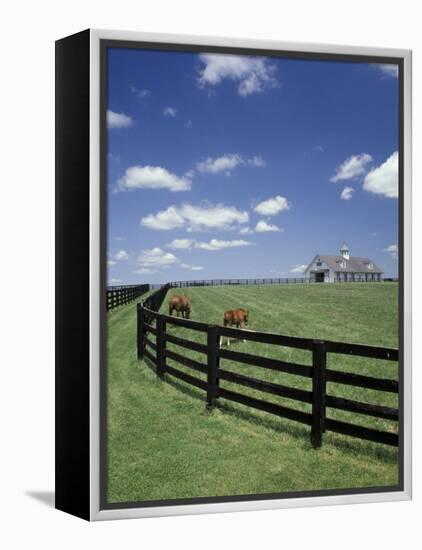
[156,316,165,379]
[311,340,326,449]
[137,303,144,360]
[206,325,219,409]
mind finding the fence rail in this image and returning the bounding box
[136,287,399,449]
[107,284,150,311]
[169,278,307,288]
[108,278,397,308]
[148,277,397,290]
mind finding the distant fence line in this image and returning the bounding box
[107,277,399,310]
[153,277,307,289]
[149,276,397,290]
[137,286,399,449]
[107,284,150,311]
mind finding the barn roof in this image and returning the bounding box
[314,255,383,273]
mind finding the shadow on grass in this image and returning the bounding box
[141,355,157,375]
[217,399,311,442]
[138,357,398,463]
[141,357,317,445]
[141,356,205,401]
[322,430,398,463]
[165,372,207,402]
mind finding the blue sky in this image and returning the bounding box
[106,47,399,285]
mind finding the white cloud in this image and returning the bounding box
[141,203,249,232]
[140,206,186,230]
[255,220,282,233]
[129,86,150,98]
[362,151,398,199]
[135,267,158,275]
[163,106,177,117]
[167,238,252,251]
[109,278,121,284]
[185,120,192,128]
[108,153,120,162]
[167,238,196,250]
[254,195,290,216]
[180,263,204,271]
[290,264,307,273]
[340,186,354,201]
[184,169,195,179]
[118,165,192,192]
[138,248,178,267]
[195,239,253,251]
[198,53,278,96]
[248,155,266,167]
[114,249,130,260]
[196,154,265,175]
[197,154,242,174]
[377,64,399,78]
[107,250,129,266]
[239,226,254,235]
[107,110,133,129]
[313,145,324,153]
[330,153,373,182]
[384,244,398,260]
[371,232,377,237]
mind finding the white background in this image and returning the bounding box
[0,0,420,548]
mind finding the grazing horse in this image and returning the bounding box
[168,294,191,319]
[220,308,249,347]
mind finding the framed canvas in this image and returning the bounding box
[55,29,412,521]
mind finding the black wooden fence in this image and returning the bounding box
[148,277,394,290]
[148,278,307,290]
[107,284,150,311]
[141,284,171,323]
[169,278,307,288]
[137,287,399,449]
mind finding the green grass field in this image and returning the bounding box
[107,283,399,504]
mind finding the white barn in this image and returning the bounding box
[304,243,383,283]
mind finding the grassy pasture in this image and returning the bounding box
[107,283,399,504]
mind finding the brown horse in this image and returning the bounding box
[220,308,249,346]
[168,294,191,319]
